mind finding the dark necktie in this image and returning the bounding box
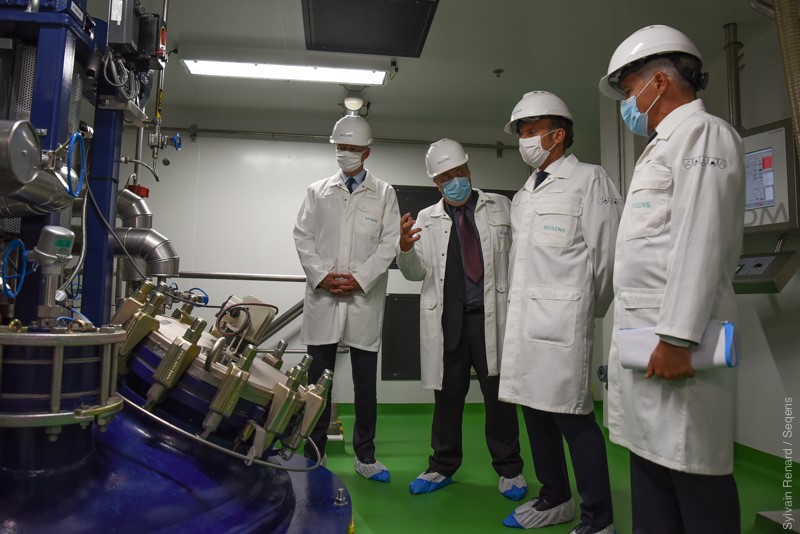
[346,177,357,193]
[457,206,483,283]
[534,170,549,189]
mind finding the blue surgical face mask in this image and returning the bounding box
[620,76,660,137]
[441,176,472,204]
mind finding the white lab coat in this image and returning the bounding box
[500,154,622,414]
[396,190,512,390]
[294,170,400,352]
[607,99,744,475]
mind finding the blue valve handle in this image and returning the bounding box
[2,239,29,299]
[65,132,86,198]
[169,133,181,151]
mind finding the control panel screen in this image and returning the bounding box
[745,147,776,210]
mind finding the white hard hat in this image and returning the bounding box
[330,116,373,146]
[504,91,573,135]
[425,138,468,179]
[599,25,703,99]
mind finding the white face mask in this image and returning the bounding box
[336,149,363,172]
[518,129,557,168]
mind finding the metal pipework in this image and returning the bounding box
[117,188,153,228]
[113,227,179,277]
[149,0,170,165]
[116,189,156,282]
[178,271,306,283]
[724,23,743,129]
[133,126,145,185]
[260,300,303,342]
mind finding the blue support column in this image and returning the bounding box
[82,106,121,326]
[30,25,74,150]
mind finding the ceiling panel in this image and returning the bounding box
[86,0,774,140]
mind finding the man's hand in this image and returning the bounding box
[399,213,421,252]
[646,340,695,380]
[318,272,346,292]
[330,273,361,296]
[317,272,362,297]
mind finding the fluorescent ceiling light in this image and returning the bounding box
[182,59,386,85]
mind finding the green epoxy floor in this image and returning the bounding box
[322,403,791,534]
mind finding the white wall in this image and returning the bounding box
[121,126,528,404]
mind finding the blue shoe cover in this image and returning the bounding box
[369,469,390,482]
[502,485,527,501]
[503,513,523,528]
[408,471,452,494]
[355,458,390,483]
[499,474,528,501]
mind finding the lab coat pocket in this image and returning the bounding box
[617,288,663,327]
[523,285,582,347]
[624,170,672,240]
[355,203,382,238]
[489,220,511,287]
[532,201,581,248]
[352,203,382,262]
[419,297,439,341]
[489,218,512,252]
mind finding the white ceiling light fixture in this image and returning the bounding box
[341,90,370,117]
[343,93,365,112]
[182,59,387,86]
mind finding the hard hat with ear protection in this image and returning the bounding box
[599,24,708,99]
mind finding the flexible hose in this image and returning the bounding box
[775,0,800,157]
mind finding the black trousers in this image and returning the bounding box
[630,452,740,534]
[429,311,524,478]
[521,406,613,528]
[303,343,378,462]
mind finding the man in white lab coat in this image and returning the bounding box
[396,138,526,499]
[599,25,744,532]
[294,116,400,482]
[499,92,621,534]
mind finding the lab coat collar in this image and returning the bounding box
[324,169,377,193]
[652,99,706,142]
[339,168,366,187]
[523,154,577,192]
[430,188,494,219]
